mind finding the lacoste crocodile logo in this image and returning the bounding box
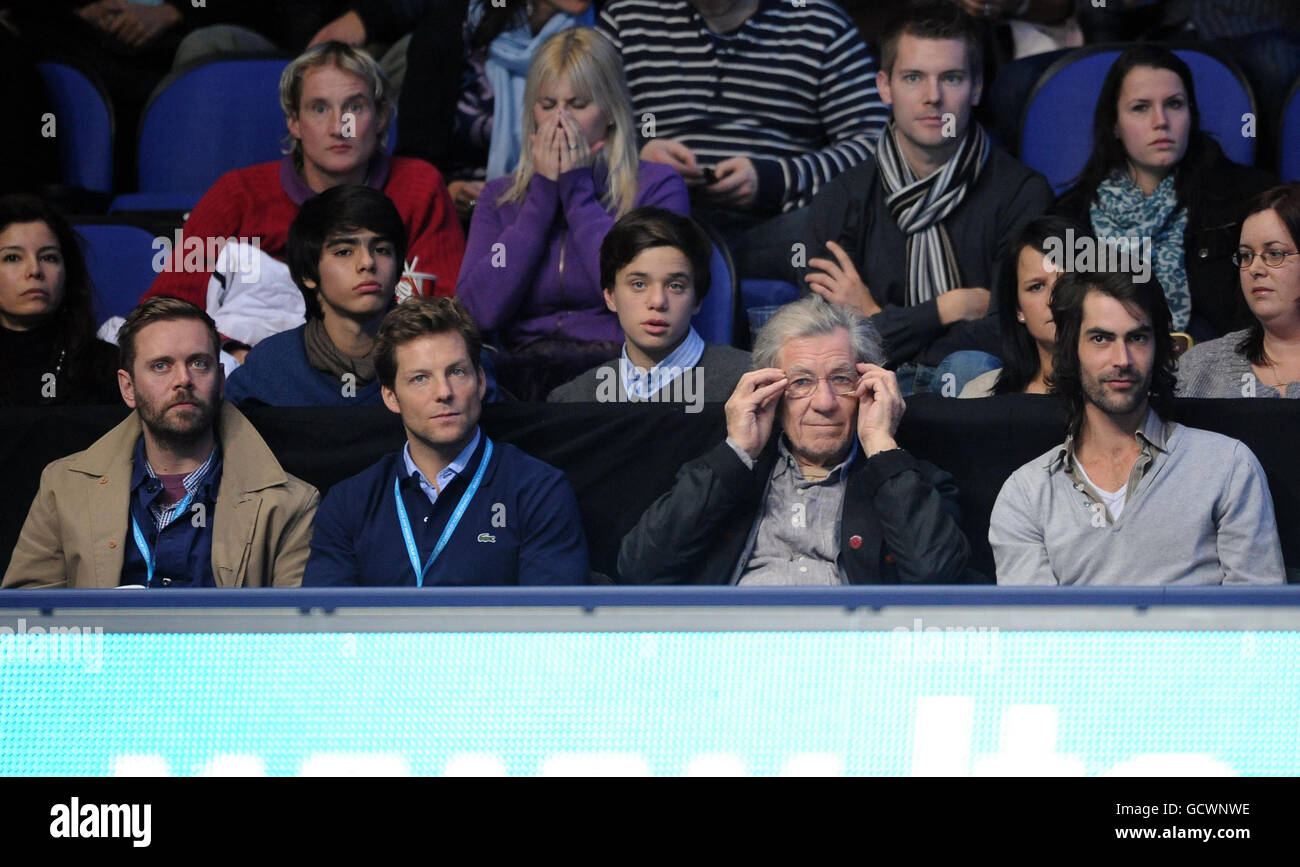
[477,533,496,543]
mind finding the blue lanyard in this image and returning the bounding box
[129,490,194,588]
[394,439,493,587]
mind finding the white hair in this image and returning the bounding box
[751,296,885,370]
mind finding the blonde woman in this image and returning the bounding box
[456,27,688,400]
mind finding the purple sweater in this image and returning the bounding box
[456,160,689,347]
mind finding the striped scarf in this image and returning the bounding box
[875,120,990,306]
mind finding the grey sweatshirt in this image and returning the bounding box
[991,410,1285,585]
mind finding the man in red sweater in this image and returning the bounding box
[141,41,465,360]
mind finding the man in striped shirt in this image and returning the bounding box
[598,0,887,276]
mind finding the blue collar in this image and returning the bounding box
[620,327,706,399]
[402,428,482,505]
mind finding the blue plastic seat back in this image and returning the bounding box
[740,279,799,310]
[36,62,114,194]
[1022,47,1256,195]
[692,241,735,345]
[75,224,162,323]
[1282,78,1300,182]
[136,58,290,197]
[1177,49,1254,166]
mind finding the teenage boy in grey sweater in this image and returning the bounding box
[990,269,1284,586]
[548,207,749,411]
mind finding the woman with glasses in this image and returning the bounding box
[1177,183,1300,398]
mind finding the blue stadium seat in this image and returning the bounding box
[741,279,799,310]
[693,238,736,345]
[75,223,160,324]
[1021,45,1257,195]
[1282,77,1300,182]
[108,193,202,215]
[116,56,291,210]
[36,62,114,194]
[113,57,399,212]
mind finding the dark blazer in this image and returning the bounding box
[1052,151,1275,339]
[618,435,971,584]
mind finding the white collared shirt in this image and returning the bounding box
[402,428,482,506]
[619,327,705,400]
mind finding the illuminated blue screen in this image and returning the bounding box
[1,630,1294,776]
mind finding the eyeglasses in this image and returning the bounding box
[784,371,859,399]
[1232,250,1300,269]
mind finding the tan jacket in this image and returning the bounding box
[2,402,319,589]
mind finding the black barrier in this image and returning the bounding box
[1,396,1296,582]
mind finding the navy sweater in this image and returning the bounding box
[303,434,590,585]
[225,323,503,406]
[224,325,384,408]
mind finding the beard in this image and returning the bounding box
[136,389,217,448]
[1081,365,1150,417]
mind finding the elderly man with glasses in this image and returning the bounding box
[618,296,971,585]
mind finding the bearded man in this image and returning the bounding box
[991,269,1284,585]
[4,298,318,588]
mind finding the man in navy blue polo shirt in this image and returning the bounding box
[303,297,590,585]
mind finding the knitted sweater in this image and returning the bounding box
[1175,329,1300,399]
[142,154,466,309]
[223,325,384,408]
[303,435,590,586]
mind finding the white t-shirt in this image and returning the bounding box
[1076,462,1128,521]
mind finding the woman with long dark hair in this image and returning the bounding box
[961,215,1091,396]
[1053,44,1274,342]
[0,195,119,406]
[1177,183,1300,398]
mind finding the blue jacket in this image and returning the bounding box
[304,434,590,585]
[224,325,384,408]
